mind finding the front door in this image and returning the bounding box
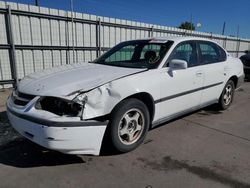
[156,41,204,121]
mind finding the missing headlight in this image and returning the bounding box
[36,97,83,117]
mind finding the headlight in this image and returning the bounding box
[37,97,83,117]
[73,93,88,105]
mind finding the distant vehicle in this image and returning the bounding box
[7,37,244,155]
[240,51,250,80]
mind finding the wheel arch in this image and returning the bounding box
[228,75,238,88]
[114,92,155,123]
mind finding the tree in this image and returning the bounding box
[178,21,195,31]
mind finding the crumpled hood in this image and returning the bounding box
[18,63,145,97]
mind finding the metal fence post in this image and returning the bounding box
[5,5,18,87]
[149,26,154,37]
[96,17,101,57]
[236,39,240,58]
[223,36,227,49]
[65,14,69,64]
[70,0,75,63]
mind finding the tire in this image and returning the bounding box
[218,80,235,110]
[109,98,150,153]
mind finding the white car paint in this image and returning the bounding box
[18,62,146,98]
[7,37,244,155]
[7,109,106,155]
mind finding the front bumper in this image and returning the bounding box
[6,96,108,155]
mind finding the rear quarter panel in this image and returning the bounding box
[226,56,244,82]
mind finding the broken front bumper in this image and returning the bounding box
[6,97,108,155]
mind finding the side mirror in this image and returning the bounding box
[169,59,188,69]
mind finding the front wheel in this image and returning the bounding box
[109,98,150,153]
[218,80,235,110]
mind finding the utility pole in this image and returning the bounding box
[222,22,226,35]
[35,0,39,6]
[190,14,193,30]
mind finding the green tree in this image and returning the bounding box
[178,21,195,31]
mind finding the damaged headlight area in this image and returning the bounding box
[36,96,85,117]
[73,93,88,106]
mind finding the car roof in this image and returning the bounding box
[129,36,216,44]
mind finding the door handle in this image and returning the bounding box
[223,66,231,76]
[224,66,231,72]
[196,71,203,77]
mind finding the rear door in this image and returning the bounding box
[197,41,228,104]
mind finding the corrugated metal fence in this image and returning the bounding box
[0,1,250,88]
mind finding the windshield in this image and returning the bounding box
[93,40,173,69]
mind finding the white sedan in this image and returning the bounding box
[7,37,244,155]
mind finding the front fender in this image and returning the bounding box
[82,81,141,119]
[78,69,161,120]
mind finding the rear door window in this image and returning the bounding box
[198,42,226,64]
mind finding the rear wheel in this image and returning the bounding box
[218,80,235,110]
[109,98,150,153]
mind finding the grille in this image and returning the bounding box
[12,90,36,106]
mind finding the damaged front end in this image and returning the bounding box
[35,93,90,120]
[36,96,85,117]
[34,82,121,121]
[69,83,122,120]
[7,88,109,155]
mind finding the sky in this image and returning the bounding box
[5,0,250,39]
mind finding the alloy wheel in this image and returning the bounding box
[118,108,145,145]
[223,84,233,106]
